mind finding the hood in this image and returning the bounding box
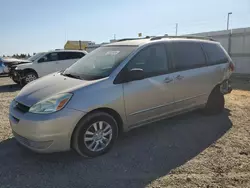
[3,58,31,65]
[15,62,33,69]
[15,73,104,107]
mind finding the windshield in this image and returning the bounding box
[63,46,137,80]
[28,52,46,62]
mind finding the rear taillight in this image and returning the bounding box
[229,61,234,72]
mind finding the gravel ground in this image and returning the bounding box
[0,76,249,188]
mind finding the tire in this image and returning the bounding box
[72,112,118,158]
[22,71,38,86]
[204,86,225,115]
[12,78,19,84]
[12,76,20,84]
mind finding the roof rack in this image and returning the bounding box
[150,35,215,41]
[117,36,151,42]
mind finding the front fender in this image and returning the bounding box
[67,80,127,129]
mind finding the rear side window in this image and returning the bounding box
[171,42,206,71]
[127,44,168,76]
[73,52,85,59]
[59,52,85,60]
[202,43,228,65]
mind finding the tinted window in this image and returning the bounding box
[73,52,85,59]
[38,52,58,62]
[171,42,206,71]
[202,43,228,65]
[127,44,168,76]
[58,52,71,60]
[59,52,85,60]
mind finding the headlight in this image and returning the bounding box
[29,93,73,114]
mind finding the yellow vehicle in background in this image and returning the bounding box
[64,40,95,51]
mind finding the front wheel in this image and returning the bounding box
[12,78,19,84]
[22,72,38,86]
[72,112,118,158]
[204,87,225,115]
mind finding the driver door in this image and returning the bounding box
[123,43,176,127]
[37,52,60,77]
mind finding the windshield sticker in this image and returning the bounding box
[105,51,120,55]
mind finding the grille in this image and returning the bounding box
[15,102,30,113]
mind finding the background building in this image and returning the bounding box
[192,27,250,75]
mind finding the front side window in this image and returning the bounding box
[171,42,206,71]
[38,52,58,63]
[127,44,168,76]
[63,46,137,80]
[202,43,228,65]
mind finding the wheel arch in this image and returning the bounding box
[22,68,38,77]
[70,107,124,148]
[210,83,222,95]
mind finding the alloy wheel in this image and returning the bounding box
[83,121,113,152]
[25,74,37,83]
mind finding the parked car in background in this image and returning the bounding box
[3,57,32,83]
[12,50,87,85]
[0,58,10,75]
[9,36,233,157]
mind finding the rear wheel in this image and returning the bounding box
[22,71,38,86]
[204,86,225,115]
[72,112,118,158]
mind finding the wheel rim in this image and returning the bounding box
[84,121,113,152]
[25,74,37,83]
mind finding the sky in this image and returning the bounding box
[1,0,250,56]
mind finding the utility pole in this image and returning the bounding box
[175,23,178,36]
[114,34,116,40]
[227,12,232,30]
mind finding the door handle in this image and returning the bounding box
[176,75,184,80]
[164,77,173,83]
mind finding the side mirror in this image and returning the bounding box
[128,68,145,81]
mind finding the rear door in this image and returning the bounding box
[168,41,214,110]
[58,52,85,71]
[201,42,230,82]
[123,43,176,126]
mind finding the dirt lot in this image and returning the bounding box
[0,76,249,188]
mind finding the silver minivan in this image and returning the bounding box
[9,36,234,157]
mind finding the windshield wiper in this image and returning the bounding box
[63,73,81,79]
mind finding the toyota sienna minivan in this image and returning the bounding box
[9,36,234,157]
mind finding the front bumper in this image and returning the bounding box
[9,103,85,153]
[9,68,22,82]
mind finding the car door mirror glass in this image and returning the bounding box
[129,68,145,81]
